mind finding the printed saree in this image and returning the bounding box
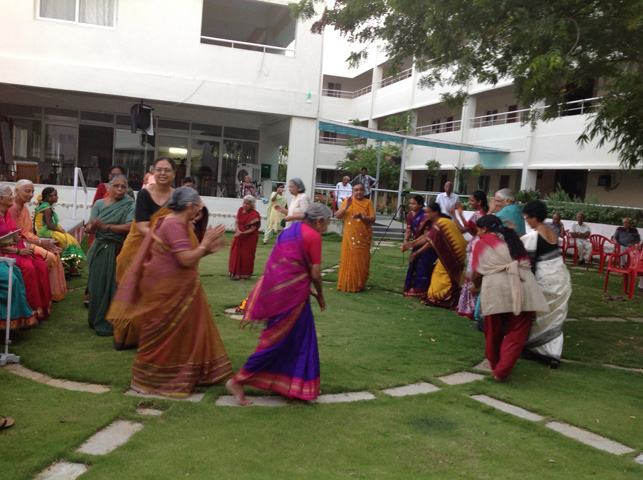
[1,210,51,320]
[9,203,67,302]
[87,196,135,336]
[337,198,374,292]
[34,202,85,268]
[403,209,436,298]
[456,209,485,318]
[234,223,320,400]
[422,217,467,309]
[228,207,260,278]
[106,216,233,396]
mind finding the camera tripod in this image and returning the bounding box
[370,194,408,262]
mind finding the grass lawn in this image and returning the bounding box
[1,234,642,479]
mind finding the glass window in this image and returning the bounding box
[44,124,77,185]
[38,0,116,27]
[11,119,42,161]
[190,139,220,197]
[78,124,113,187]
[157,119,189,134]
[44,108,78,121]
[191,123,222,137]
[80,111,114,124]
[114,129,154,190]
[223,127,260,141]
[0,104,41,119]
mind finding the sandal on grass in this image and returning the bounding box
[0,417,15,430]
[603,296,613,301]
[615,297,626,301]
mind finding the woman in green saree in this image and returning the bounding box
[85,175,135,336]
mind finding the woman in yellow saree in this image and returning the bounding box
[403,202,467,309]
[336,183,376,292]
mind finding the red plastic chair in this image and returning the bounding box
[603,248,642,299]
[563,232,578,264]
[586,234,620,273]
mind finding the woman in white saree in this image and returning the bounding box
[521,201,572,368]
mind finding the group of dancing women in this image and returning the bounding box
[401,190,571,380]
[3,163,572,402]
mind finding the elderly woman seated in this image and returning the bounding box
[85,175,135,337]
[229,195,261,280]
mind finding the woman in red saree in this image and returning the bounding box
[226,203,330,406]
[0,184,51,320]
[228,195,261,280]
[106,187,233,397]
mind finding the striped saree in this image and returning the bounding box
[106,216,233,397]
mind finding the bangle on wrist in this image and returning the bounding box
[16,248,20,255]
[198,245,207,250]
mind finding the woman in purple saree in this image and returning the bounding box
[226,204,330,405]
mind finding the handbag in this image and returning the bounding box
[280,218,286,228]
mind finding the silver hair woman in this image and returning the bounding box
[284,177,311,226]
[105,180,232,396]
[491,188,526,235]
[228,191,262,280]
[226,202,330,406]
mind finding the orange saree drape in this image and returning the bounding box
[106,217,233,396]
[337,198,374,292]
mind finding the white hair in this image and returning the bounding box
[495,188,516,204]
[0,184,11,196]
[243,195,257,205]
[15,179,34,190]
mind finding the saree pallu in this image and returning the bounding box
[235,223,320,400]
[1,211,51,320]
[423,217,467,309]
[337,198,374,293]
[521,231,572,361]
[0,263,38,330]
[115,206,170,285]
[34,202,85,268]
[9,203,67,302]
[87,197,135,336]
[404,210,435,298]
[457,210,485,318]
[106,217,233,396]
[228,208,260,277]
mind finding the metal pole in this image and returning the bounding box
[396,139,407,220]
[374,141,382,210]
[72,167,78,221]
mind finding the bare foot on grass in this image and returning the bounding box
[226,379,252,406]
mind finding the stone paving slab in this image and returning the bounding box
[472,361,493,373]
[565,317,579,322]
[381,382,440,397]
[227,314,244,320]
[437,371,486,385]
[545,422,634,455]
[4,364,109,393]
[224,308,237,314]
[215,395,290,407]
[627,317,643,323]
[136,407,164,416]
[35,461,89,480]
[125,388,204,402]
[322,268,335,273]
[635,453,643,465]
[471,395,544,422]
[586,317,627,322]
[76,420,144,455]
[314,391,376,404]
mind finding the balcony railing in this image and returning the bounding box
[415,120,462,136]
[470,97,600,128]
[200,36,295,56]
[318,136,350,146]
[379,68,413,88]
[322,85,372,99]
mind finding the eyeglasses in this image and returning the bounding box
[154,168,174,174]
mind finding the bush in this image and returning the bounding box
[544,201,643,226]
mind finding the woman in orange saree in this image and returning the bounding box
[106,187,233,397]
[336,183,376,292]
[9,180,67,302]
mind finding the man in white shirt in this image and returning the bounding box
[335,176,352,209]
[435,181,461,218]
[570,212,592,264]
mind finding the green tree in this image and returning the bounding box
[292,0,643,170]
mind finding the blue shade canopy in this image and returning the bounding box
[319,119,509,154]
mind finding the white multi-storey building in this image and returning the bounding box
[316,33,643,208]
[0,0,323,198]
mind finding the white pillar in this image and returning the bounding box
[286,116,318,197]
